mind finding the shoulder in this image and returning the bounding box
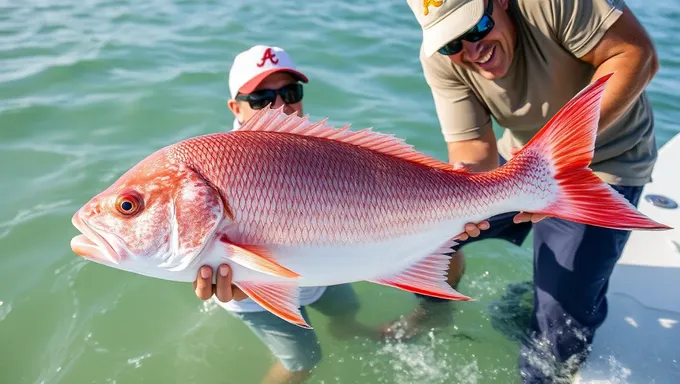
[513,0,626,57]
[510,0,579,38]
[512,0,623,23]
[513,0,559,30]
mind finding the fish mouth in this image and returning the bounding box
[71,212,121,265]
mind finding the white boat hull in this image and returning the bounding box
[576,133,680,383]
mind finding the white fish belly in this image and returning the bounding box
[204,216,500,286]
[221,225,458,286]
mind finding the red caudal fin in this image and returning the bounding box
[511,73,671,231]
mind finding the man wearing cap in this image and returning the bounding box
[226,45,308,131]
[191,45,381,384]
[400,0,659,382]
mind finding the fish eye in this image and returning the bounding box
[116,193,143,216]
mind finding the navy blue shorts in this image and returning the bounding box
[414,156,644,382]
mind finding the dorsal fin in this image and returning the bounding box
[237,105,455,171]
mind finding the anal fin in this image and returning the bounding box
[368,245,473,301]
[235,281,311,329]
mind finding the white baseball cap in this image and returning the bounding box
[228,45,309,98]
[406,0,485,57]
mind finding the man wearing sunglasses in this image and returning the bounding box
[401,0,659,382]
[226,45,307,131]
[192,45,382,384]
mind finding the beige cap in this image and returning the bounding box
[406,0,485,57]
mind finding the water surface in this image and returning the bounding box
[1,0,678,383]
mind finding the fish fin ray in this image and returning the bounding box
[509,73,671,231]
[368,250,472,301]
[237,105,455,171]
[235,282,311,329]
[221,238,301,279]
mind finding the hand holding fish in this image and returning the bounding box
[450,154,548,241]
[192,264,248,302]
[513,211,548,224]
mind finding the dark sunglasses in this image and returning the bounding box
[235,83,304,110]
[437,0,494,56]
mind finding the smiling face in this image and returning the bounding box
[445,0,518,80]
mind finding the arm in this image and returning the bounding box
[550,0,658,132]
[579,6,659,132]
[420,48,498,170]
[446,122,500,173]
[419,50,497,236]
[503,0,658,225]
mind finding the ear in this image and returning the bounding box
[169,169,227,269]
[228,99,241,117]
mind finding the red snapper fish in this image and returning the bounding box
[70,73,670,328]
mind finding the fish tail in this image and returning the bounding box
[508,73,670,231]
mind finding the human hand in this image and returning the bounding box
[451,161,491,241]
[192,264,248,303]
[508,147,549,224]
[513,212,549,224]
[454,221,490,241]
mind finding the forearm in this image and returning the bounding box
[590,48,659,132]
[449,148,499,173]
[446,125,499,173]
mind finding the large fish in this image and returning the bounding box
[70,73,670,328]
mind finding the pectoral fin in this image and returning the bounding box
[220,236,300,279]
[235,281,311,329]
[368,249,473,301]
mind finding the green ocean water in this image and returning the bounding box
[1,0,678,383]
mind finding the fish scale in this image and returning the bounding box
[171,133,468,244]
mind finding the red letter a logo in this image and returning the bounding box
[257,48,279,67]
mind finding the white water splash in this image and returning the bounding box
[0,300,11,322]
[127,352,152,368]
[373,330,481,384]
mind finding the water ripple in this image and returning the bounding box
[0,200,72,238]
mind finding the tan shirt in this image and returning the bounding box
[420,0,657,186]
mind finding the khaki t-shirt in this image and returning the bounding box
[420,0,657,186]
